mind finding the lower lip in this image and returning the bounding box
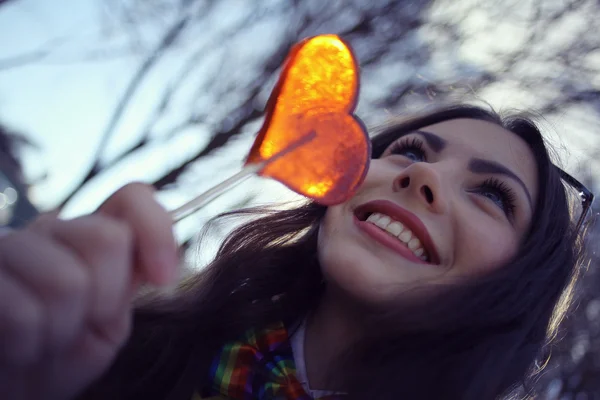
[353,215,429,265]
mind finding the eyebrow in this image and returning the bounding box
[415,130,447,152]
[468,158,533,209]
[413,130,533,209]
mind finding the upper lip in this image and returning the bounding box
[354,199,441,265]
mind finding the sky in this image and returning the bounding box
[0,0,145,207]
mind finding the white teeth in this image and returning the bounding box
[366,213,381,223]
[399,230,412,243]
[363,212,431,262]
[387,221,404,236]
[375,215,391,229]
[408,237,421,250]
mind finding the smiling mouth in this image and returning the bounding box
[354,200,440,265]
[359,211,430,261]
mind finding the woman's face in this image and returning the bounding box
[318,118,539,304]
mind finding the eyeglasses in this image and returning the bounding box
[0,156,38,229]
[557,167,595,233]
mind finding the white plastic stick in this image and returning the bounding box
[169,130,316,223]
[169,163,264,223]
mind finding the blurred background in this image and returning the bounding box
[0,0,599,397]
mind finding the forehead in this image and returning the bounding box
[418,118,539,201]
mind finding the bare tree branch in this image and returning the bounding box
[0,49,49,71]
[56,14,192,208]
[0,36,67,71]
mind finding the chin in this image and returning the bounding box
[318,213,444,306]
[318,206,410,305]
[318,237,409,305]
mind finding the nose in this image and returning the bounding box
[393,163,447,214]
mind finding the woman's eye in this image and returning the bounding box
[474,178,517,218]
[400,149,424,162]
[480,190,504,208]
[388,137,427,162]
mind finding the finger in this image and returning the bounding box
[41,215,133,329]
[52,304,132,400]
[0,230,89,358]
[0,267,43,367]
[97,182,178,285]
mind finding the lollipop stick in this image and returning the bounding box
[169,130,317,223]
[169,163,263,222]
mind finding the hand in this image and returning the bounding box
[0,183,178,400]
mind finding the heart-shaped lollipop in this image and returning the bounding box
[170,34,370,222]
[246,34,370,205]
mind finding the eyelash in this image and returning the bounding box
[387,137,517,218]
[388,137,427,161]
[476,178,517,218]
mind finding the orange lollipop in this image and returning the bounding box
[246,34,370,205]
[170,34,370,222]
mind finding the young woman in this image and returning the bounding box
[0,105,591,400]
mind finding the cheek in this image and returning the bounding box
[318,206,352,278]
[317,206,394,302]
[457,221,520,272]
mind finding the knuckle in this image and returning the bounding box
[88,216,133,253]
[102,182,154,211]
[53,263,90,302]
[120,182,154,195]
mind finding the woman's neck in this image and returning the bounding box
[303,286,363,391]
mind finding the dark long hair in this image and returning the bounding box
[85,105,584,400]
